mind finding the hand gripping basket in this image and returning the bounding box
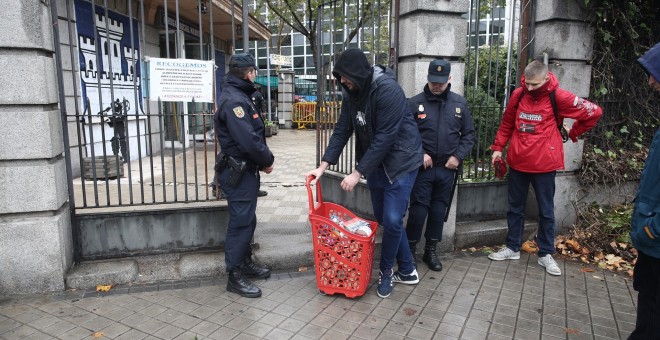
[306,176,378,298]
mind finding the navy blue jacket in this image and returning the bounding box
[214,73,274,169]
[408,84,475,164]
[323,49,423,183]
[631,42,660,259]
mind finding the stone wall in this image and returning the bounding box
[0,1,73,295]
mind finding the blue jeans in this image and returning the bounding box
[367,168,418,273]
[506,168,556,257]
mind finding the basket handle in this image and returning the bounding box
[305,175,324,213]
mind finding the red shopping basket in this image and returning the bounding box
[306,175,378,298]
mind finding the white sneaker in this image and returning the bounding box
[488,247,520,261]
[538,255,561,276]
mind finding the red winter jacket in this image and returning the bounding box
[490,72,602,173]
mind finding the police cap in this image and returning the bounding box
[428,59,451,83]
[229,53,257,69]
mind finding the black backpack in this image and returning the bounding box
[516,90,569,142]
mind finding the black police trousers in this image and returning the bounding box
[218,165,260,272]
[406,166,455,242]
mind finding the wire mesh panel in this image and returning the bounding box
[462,0,521,182]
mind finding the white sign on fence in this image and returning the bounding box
[149,58,214,102]
[270,54,292,67]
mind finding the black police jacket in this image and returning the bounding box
[323,62,423,183]
[214,73,274,169]
[408,84,475,164]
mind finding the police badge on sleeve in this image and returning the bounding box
[233,106,245,118]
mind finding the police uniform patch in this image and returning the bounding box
[233,106,245,118]
[455,107,462,118]
[418,104,425,112]
[455,108,461,114]
[437,66,442,72]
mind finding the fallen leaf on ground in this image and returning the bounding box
[564,328,579,334]
[298,267,309,272]
[521,241,538,253]
[580,267,595,273]
[403,307,417,316]
[95,285,113,292]
[565,239,582,252]
[91,331,104,338]
[468,247,477,252]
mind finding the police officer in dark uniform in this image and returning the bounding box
[214,53,275,298]
[406,60,475,271]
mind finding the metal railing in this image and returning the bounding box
[54,0,226,210]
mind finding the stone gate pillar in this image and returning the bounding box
[397,0,471,252]
[0,1,73,295]
[277,70,295,129]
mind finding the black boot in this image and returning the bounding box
[241,257,271,279]
[409,241,418,267]
[422,240,442,271]
[227,269,262,298]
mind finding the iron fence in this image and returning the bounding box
[54,0,242,210]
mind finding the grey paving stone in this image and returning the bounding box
[473,300,497,314]
[448,303,473,317]
[495,304,519,318]
[490,322,515,337]
[264,327,295,340]
[443,312,468,327]
[541,323,569,338]
[40,319,76,337]
[542,314,566,328]
[208,326,240,340]
[99,322,131,338]
[488,333,514,340]
[461,326,488,340]
[436,322,463,338]
[0,324,38,339]
[592,324,620,339]
[224,315,253,332]
[492,313,516,327]
[151,324,185,339]
[298,323,328,338]
[513,327,540,340]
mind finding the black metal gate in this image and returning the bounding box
[50,0,258,212]
[311,0,522,182]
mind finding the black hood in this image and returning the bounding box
[332,48,373,100]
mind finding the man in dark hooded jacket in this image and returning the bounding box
[628,41,660,340]
[307,48,424,298]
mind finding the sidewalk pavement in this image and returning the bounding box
[2,129,638,339]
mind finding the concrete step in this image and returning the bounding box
[455,218,537,249]
[66,222,316,290]
[66,220,385,290]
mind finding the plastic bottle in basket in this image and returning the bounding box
[343,218,373,236]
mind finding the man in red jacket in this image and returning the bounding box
[487,60,602,276]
